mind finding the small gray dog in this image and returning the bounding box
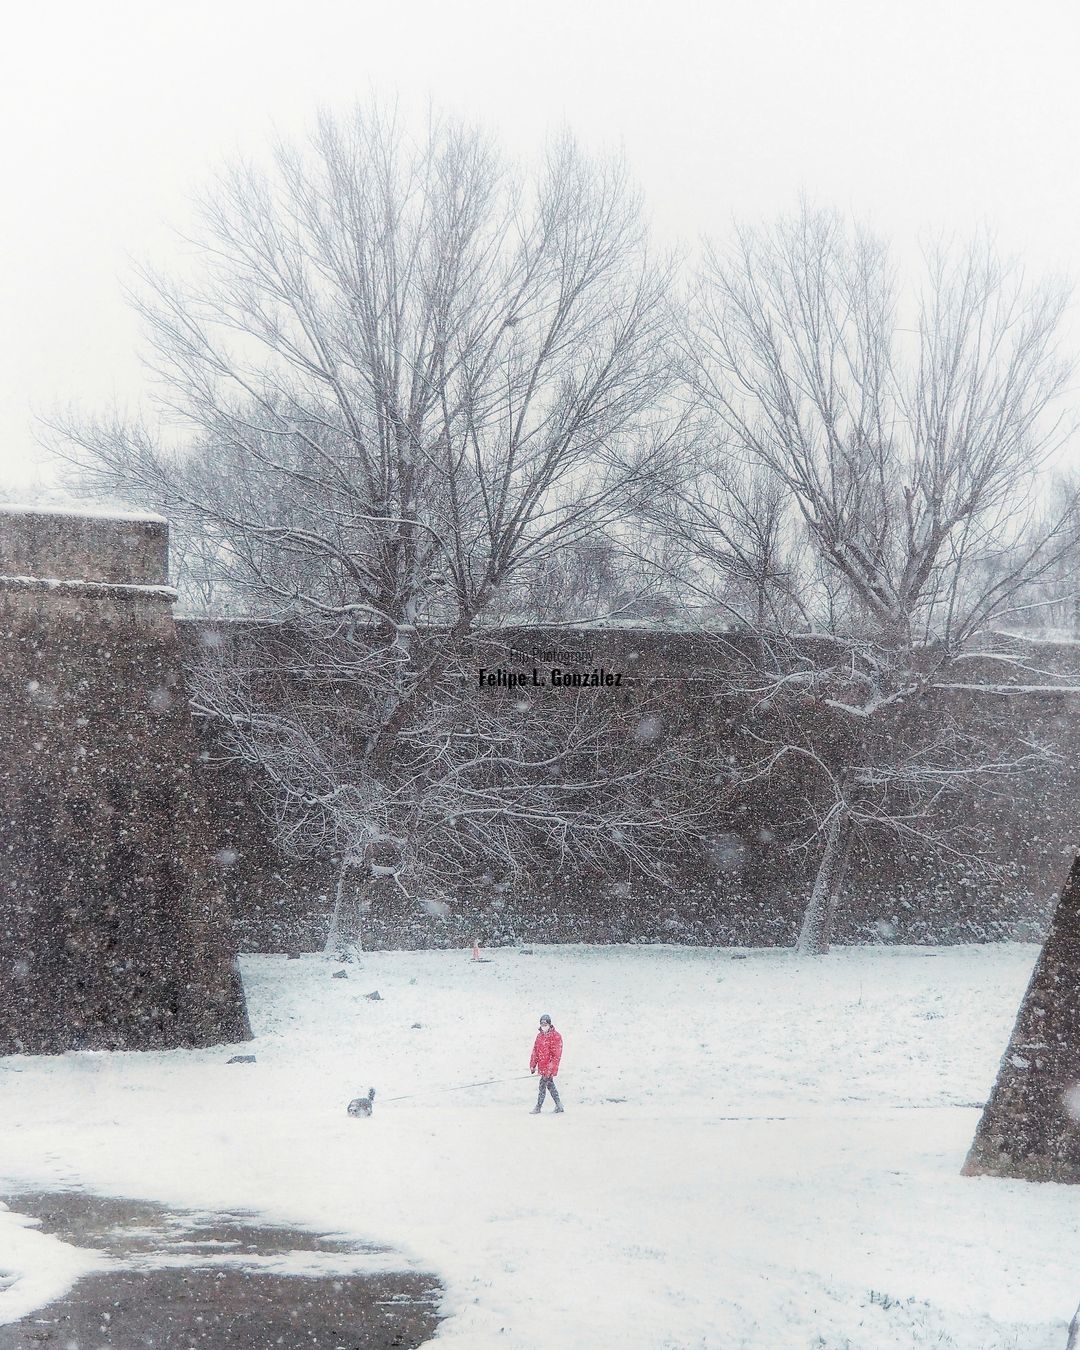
[347,1087,376,1118]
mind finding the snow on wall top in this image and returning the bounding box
[0,500,167,524]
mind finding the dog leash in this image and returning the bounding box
[379,1074,536,1104]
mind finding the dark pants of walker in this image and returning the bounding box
[535,1075,562,1110]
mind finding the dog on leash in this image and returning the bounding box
[347,1088,376,1117]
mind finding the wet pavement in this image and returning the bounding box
[0,1191,442,1348]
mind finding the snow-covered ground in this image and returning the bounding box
[1,943,1078,1349]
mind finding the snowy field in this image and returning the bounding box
[0,942,1078,1349]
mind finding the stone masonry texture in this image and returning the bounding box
[0,510,250,1053]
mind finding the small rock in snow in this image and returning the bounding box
[365,990,382,1001]
[332,970,348,980]
[227,1055,256,1064]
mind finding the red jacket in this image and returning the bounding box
[530,1026,563,1077]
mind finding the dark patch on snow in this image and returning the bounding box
[0,1191,442,1348]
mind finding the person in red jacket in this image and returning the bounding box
[529,1013,564,1114]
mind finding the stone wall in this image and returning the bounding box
[3,497,1071,1015]
[0,509,250,1053]
[963,853,1080,1183]
[0,504,169,585]
[177,620,1080,952]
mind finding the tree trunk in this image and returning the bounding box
[796,807,854,955]
[324,858,365,955]
[366,612,482,773]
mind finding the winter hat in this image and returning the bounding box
[539,1014,552,1025]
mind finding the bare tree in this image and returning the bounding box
[997,471,1080,636]
[647,204,1079,953]
[47,104,708,928]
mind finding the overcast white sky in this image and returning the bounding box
[2,0,1079,488]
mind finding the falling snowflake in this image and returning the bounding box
[632,714,662,745]
[149,687,174,713]
[706,835,744,876]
